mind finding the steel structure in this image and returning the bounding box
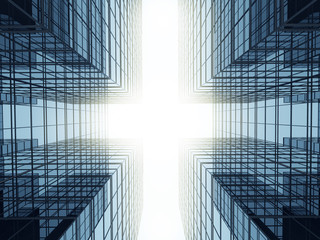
[179,0,320,239]
[0,0,142,103]
[0,0,143,239]
[0,139,142,240]
[180,138,320,240]
[179,0,320,103]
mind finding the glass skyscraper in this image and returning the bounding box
[1,139,142,240]
[179,0,320,239]
[0,0,142,239]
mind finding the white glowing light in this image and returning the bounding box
[108,0,213,239]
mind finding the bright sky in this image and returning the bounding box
[108,0,213,239]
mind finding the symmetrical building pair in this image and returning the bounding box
[2,0,320,239]
[0,0,142,239]
[179,0,320,240]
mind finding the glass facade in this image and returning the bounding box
[0,139,142,240]
[179,0,320,239]
[0,0,141,103]
[179,0,214,102]
[0,0,142,239]
[180,139,320,240]
[58,140,143,240]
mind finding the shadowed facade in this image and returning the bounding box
[179,0,320,239]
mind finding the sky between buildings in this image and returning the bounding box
[108,0,213,239]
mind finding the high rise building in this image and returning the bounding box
[180,138,320,240]
[179,0,320,239]
[0,139,142,240]
[0,0,142,239]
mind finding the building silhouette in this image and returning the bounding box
[179,0,320,239]
[0,0,142,239]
